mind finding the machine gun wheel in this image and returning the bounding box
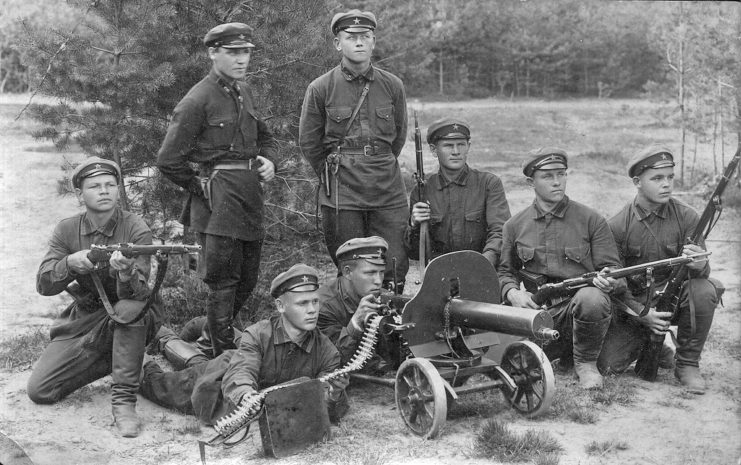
[499,341,554,418]
[395,358,447,439]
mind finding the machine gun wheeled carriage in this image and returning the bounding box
[354,250,559,439]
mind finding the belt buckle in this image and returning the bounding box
[363,145,373,156]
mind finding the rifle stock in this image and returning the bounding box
[635,145,740,381]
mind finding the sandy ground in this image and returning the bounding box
[0,95,740,465]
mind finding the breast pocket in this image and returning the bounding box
[464,210,485,248]
[564,244,591,264]
[202,115,235,149]
[326,106,353,138]
[517,245,535,264]
[375,106,395,135]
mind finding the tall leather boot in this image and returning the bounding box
[206,288,237,357]
[674,300,715,394]
[573,316,610,389]
[111,322,147,438]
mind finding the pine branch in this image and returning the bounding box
[16,1,101,121]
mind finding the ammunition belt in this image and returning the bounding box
[212,314,383,438]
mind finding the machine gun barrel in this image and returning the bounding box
[449,300,559,341]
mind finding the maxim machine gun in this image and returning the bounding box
[198,250,558,459]
[354,250,560,439]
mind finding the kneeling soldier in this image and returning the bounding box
[140,264,348,423]
[28,158,160,438]
[598,146,721,394]
[497,148,624,389]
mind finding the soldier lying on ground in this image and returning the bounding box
[316,236,402,373]
[140,264,349,424]
[28,158,161,438]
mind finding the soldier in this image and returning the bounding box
[140,264,349,424]
[405,118,511,268]
[157,23,278,357]
[498,148,623,389]
[299,10,409,292]
[316,236,392,368]
[28,158,160,437]
[598,146,720,394]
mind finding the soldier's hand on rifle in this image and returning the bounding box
[410,201,431,226]
[67,250,95,275]
[640,308,673,335]
[593,267,619,294]
[109,250,137,283]
[350,294,382,331]
[506,288,540,309]
[256,156,275,182]
[683,244,708,271]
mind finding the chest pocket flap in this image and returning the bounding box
[517,245,535,263]
[564,244,590,263]
[327,106,352,124]
[465,210,483,223]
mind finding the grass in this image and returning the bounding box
[474,419,563,463]
[585,439,629,456]
[0,328,49,370]
[590,375,637,406]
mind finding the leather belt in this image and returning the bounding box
[341,144,392,156]
[213,159,256,170]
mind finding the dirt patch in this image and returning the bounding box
[1,96,739,465]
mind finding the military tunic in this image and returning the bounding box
[157,69,278,241]
[299,64,408,210]
[498,195,622,300]
[316,277,365,364]
[405,165,511,267]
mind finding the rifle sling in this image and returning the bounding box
[90,256,168,325]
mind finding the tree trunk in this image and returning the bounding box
[678,2,686,186]
[438,52,444,95]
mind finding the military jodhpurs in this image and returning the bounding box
[321,205,409,290]
[199,233,262,316]
[541,287,612,363]
[597,278,718,375]
[27,313,156,405]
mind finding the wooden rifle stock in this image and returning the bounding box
[413,111,430,281]
[635,145,740,381]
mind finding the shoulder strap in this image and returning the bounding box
[337,83,370,148]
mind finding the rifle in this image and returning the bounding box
[87,243,201,269]
[635,145,741,381]
[413,111,430,280]
[85,242,201,324]
[520,251,711,307]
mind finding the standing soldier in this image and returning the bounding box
[498,148,623,389]
[28,158,160,437]
[405,118,511,269]
[157,23,277,357]
[598,146,720,394]
[299,10,409,292]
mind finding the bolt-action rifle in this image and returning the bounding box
[520,251,711,307]
[87,243,201,269]
[413,111,430,280]
[634,145,740,381]
[85,243,201,324]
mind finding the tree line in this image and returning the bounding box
[3,0,740,224]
